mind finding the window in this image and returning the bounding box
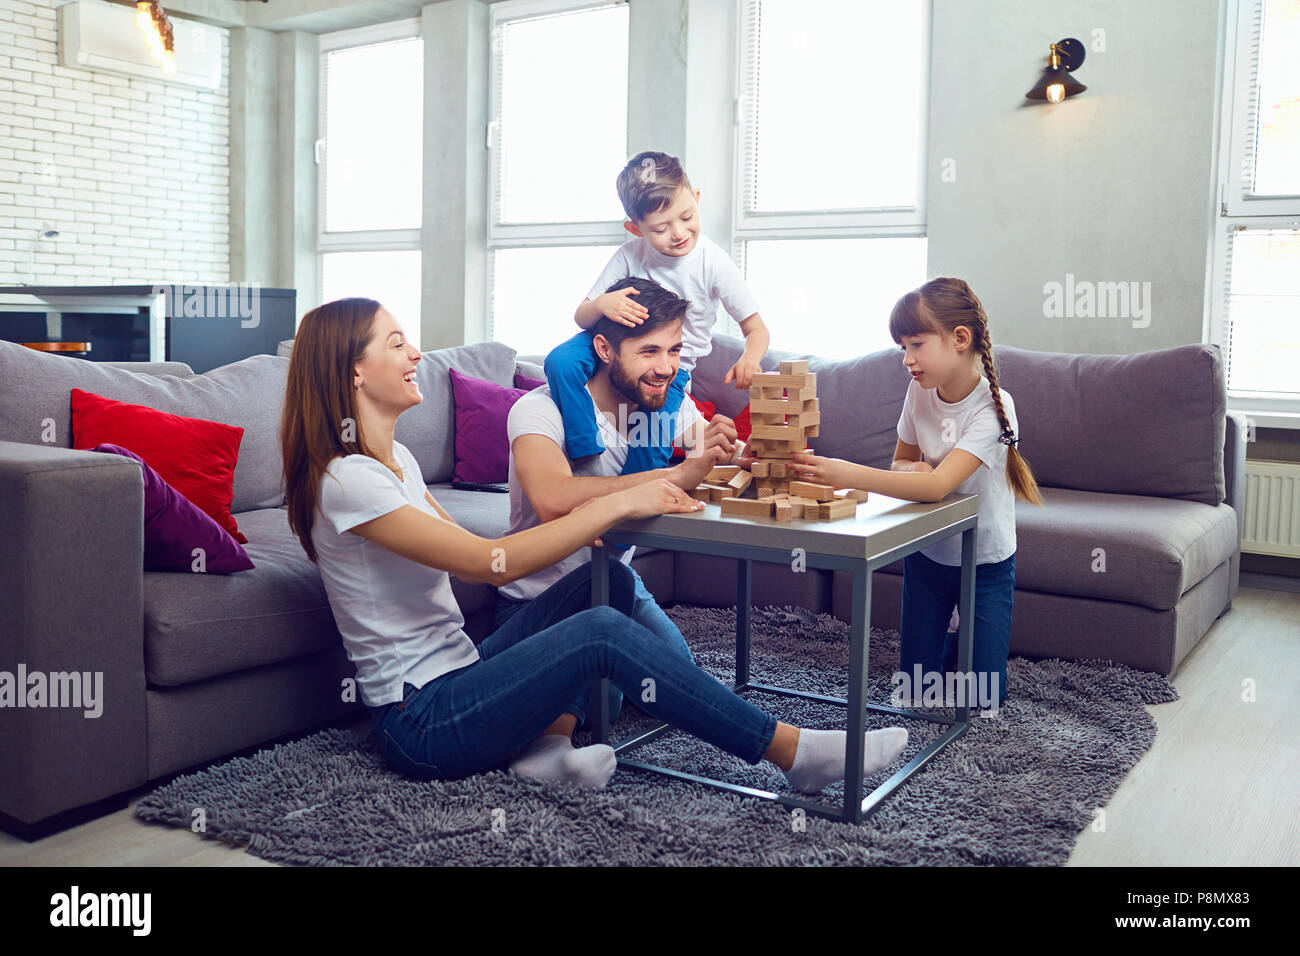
[1213,0,1300,422]
[487,0,630,354]
[734,0,929,357]
[318,20,424,350]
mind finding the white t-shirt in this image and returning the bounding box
[313,442,479,707]
[586,234,760,374]
[896,376,1018,567]
[497,382,704,602]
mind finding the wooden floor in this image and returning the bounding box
[2,585,1296,867]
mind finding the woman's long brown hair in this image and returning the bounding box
[281,297,387,563]
[889,277,1043,505]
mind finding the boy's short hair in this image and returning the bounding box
[592,276,689,352]
[615,151,694,224]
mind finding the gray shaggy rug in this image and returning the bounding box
[135,605,1178,866]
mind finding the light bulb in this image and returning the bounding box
[1046,83,1065,103]
[136,2,150,31]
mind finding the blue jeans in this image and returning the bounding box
[370,561,776,781]
[899,551,1016,709]
[543,328,691,472]
[493,561,698,727]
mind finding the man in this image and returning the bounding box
[494,276,744,725]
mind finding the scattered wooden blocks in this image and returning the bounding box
[727,470,753,495]
[815,498,859,520]
[774,499,793,522]
[698,483,736,502]
[789,480,836,501]
[719,495,780,518]
[835,488,870,501]
[705,464,741,483]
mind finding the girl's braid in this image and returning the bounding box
[970,291,1018,447]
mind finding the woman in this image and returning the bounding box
[280,298,909,793]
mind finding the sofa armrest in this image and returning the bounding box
[0,441,149,827]
[1222,412,1249,602]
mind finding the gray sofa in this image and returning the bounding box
[0,333,1243,837]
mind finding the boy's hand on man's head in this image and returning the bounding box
[598,288,650,327]
[723,357,762,390]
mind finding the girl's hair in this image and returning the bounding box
[889,277,1043,505]
[281,297,388,563]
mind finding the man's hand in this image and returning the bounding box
[596,287,649,327]
[788,448,861,490]
[723,356,762,390]
[671,414,738,488]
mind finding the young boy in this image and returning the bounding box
[543,150,770,473]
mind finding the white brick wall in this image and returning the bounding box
[0,0,230,286]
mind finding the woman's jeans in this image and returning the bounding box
[899,550,1016,709]
[370,561,777,781]
[492,561,697,727]
[543,328,691,472]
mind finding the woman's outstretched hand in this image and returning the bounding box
[616,478,705,521]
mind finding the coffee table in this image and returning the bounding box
[589,491,980,824]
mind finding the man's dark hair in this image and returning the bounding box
[592,276,689,352]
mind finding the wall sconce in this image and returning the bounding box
[1025,37,1086,103]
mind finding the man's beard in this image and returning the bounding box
[608,354,671,412]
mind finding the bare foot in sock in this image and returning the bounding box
[782,727,909,794]
[509,735,617,789]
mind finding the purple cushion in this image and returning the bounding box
[92,443,255,573]
[514,370,545,391]
[449,367,534,484]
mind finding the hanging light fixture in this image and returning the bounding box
[1025,37,1087,103]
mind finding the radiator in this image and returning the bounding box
[1242,460,1300,558]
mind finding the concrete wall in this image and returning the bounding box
[924,0,1223,355]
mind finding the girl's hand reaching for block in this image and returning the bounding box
[789,449,860,491]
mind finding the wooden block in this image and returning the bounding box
[705,464,741,483]
[688,487,711,502]
[698,482,735,502]
[750,397,819,414]
[756,480,780,497]
[769,461,787,479]
[749,460,770,478]
[774,499,793,522]
[751,372,816,391]
[816,498,859,520]
[786,410,820,429]
[750,423,804,441]
[789,480,836,501]
[779,359,810,375]
[727,470,753,495]
[719,496,776,518]
[749,444,792,459]
[834,488,871,501]
[806,423,819,438]
[783,386,817,403]
[786,496,805,519]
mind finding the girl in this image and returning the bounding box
[788,277,1042,711]
[280,297,909,795]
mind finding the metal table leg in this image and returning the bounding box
[955,525,976,722]
[735,558,751,689]
[843,567,870,822]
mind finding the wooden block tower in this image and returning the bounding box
[746,360,819,497]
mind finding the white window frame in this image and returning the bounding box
[1208,0,1300,427]
[316,18,424,299]
[486,0,629,342]
[729,0,930,342]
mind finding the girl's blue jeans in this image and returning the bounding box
[543,328,691,473]
[899,550,1016,709]
[370,560,778,781]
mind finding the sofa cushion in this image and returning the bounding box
[693,334,912,469]
[0,340,288,514]
[993,344,1226,505]
[394,341,521,484]
[872,487,1238,611]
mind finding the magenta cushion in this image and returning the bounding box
[514,370,546,391]
[449,367,535,484]
[92,443,254,573]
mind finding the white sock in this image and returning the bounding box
[782,727,909,794]
[508,734,617,790]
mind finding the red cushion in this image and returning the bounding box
[733,402,752,442]
[71,388,247,543]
